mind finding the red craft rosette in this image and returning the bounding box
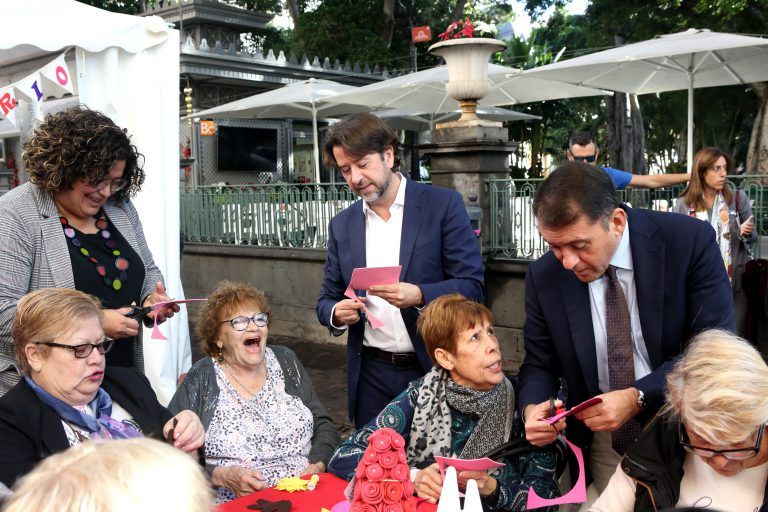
[383,482,404,504]
[382,503,404,512]
[355,463,366,479]
[379,452,397,468]
[365,463,384,481]
[390,432,406,449]
[372,431,392,452]
[402,479,415,497]
[397,451,407,464]
[390,463,409,482]
[354,481,363,500]
[360,481,384,504]
[357,505,377,512]
[363,446,379,464]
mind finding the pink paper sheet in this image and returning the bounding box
[545,396,603,425]
[150,298,208,340]
[434,456,505,476]
[343,266,401,330]
[526,436,586,509]
[349,266,402,290]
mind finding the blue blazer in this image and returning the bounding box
[316,179,485,419]
[518,206,735,451]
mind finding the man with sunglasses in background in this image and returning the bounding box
[567,132,690,189]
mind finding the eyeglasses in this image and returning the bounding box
[220,312,269,331]
[572,154,598,163]
[679,423,764,460]
[34,339,115,358]
[88,178,129,193]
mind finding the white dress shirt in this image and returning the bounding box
[588,221,653,394]
[329,174,415,353]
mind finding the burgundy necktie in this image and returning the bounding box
[604,265,642,454]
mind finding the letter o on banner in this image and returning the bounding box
[55,66,69,86]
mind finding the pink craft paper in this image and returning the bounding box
[332,501,351,512]
[434,456,505,480]
[149,298,208,340]
[349,266,402,290]
[526,436,586,509]
[545,396,603,425]
[344,285,384,330]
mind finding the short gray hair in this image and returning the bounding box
[662,329,768,445]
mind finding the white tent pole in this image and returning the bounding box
[312,103,321,183]
[687,70,694,172]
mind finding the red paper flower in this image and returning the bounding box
[383,482,404,504]
[357,504,377,512]
[356,463,366,479]
[373,434,392,452]
[365,463,384,481]
[379,452,397,468]
[360,481,384,504]
[397,451,407,464]
[364,447,379,464]
[402,480,415,497]
[383,504,404,512]
[354,482,363,501]
[390,463,409,482]
[390,433,406,450]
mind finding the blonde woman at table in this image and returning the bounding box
[169,281,340,503]
[0,288,204,488]
[672,147,756,337]
[4,438,213,512]
[590,329,768,511]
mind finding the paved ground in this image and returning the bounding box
[190,329,355,437]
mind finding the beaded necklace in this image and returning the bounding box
[60,209,130,291]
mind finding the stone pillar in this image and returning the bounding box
[418,124,517,252]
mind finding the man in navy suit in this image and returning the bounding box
[518,162,734,497]
[316,113,484,427]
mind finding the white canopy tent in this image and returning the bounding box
[375,106,541,131]
[0,0,187,405]
[524,29,768,170]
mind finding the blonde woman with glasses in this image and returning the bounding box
[591,329,768,511]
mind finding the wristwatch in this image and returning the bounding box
[635,388,646,409]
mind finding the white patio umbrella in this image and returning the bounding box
[192,78,369,182]
[324,63,610,115]
[523,29,768,170]
[374,106,541,131]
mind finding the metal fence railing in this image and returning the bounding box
[180,184,357,248]
[488,174,768,261]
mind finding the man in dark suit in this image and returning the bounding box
[316,113,484,427]
[517,162,734,497]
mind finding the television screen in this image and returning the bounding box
[217,126,278,173]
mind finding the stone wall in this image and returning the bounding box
[181,244,531,374]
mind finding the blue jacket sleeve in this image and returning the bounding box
[316,218,346,334]
[419,191,485,304]
[517,267,561,413]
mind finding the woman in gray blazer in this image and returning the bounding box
[0,107,178,394]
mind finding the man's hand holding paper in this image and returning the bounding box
[368,282,423,308]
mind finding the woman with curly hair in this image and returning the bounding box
[0,106,178,395]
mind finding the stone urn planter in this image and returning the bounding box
[428,38,507,126]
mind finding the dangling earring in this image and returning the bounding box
[216,346,224,363]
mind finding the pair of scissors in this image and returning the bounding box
[123,305,153,320]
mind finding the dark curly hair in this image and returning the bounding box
[22,107,145,203]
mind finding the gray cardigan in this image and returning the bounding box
[0,183,163,392]
[168,345,340,472]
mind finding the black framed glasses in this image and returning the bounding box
[220,312,269,331]
[88,178,129,193]
[34,339,115,358]
[572,154,598,163]
[679,423,764,460]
